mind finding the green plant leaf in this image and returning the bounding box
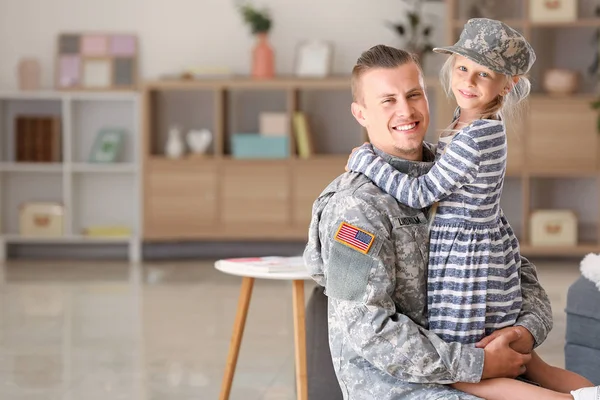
[591,99,600,109]
[239,3,272,34]
[408,13,419,28]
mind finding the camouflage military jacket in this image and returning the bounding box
[303,145,553,400]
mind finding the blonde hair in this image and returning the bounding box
[439,54,531,124]
[351,45,424,103]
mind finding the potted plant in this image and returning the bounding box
[239,2,274,79]
[589,4,600,131]
[388,0,434,65]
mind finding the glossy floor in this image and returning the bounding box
[0,259,583,399]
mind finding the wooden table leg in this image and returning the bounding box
[219,277,255,400]
[292,280,308,400]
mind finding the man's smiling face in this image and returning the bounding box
[351,62,430,161]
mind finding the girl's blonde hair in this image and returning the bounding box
[439,54,531,124]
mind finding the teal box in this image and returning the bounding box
[230,134,289,159]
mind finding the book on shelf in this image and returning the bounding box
[83,225,132,237]
[15,115,61,162]
[292,112,315,158]
[217,256,307,273]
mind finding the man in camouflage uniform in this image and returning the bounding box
[303,44,553,399]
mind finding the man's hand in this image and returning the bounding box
[481,329,532,379]
[476,326,535,355]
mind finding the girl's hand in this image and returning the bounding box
[345,142,369,172]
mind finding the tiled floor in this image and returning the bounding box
[0,258,584,399]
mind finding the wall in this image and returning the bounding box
[0,0,447,88]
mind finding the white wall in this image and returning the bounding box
[0,0,447,89]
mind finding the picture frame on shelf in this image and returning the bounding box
[294,40,333,78]
[89,128,125,163]
[55,32,138,90]
[529,0,577,23]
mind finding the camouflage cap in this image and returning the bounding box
[433,18,536,76]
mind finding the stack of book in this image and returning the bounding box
[216,256,308,274]
[15,115,62,162]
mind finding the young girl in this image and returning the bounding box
[347,18,599,400]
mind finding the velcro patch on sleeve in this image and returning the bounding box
[334,222,375,254]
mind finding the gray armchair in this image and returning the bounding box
[306,286,343,400]
[565,276,600,385]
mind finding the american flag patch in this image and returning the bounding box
[334,222,375,254]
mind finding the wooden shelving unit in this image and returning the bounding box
[141,3,600,256]
[141,76,447,241]
[142,76,364,241]
[0,91,142,262]
[448,0,600,257]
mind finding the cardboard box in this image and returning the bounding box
[530,0,577,23]
[19,202,64,237]
[230,134,289,159]
[530,209,577,246]
[259,113,289,137]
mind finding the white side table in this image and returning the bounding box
[215,259,312,400]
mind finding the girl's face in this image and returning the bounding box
[451,55,509,120]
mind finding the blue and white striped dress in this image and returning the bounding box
[349,118,522,345]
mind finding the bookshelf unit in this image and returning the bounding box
[141,76,450,241]
[447,0,600,256]
[0,91,141,262]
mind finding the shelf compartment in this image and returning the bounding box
[529,177,599,244]
[149,89,216,157]
[297,89,358,156]
[71,174,137,238]
[1,173,63,235]
[0,99,63,164]
[72,99,137,163]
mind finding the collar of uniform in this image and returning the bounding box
[372,144,435,177]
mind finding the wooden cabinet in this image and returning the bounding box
[528,98,598,173]
[221,162,291,225]
[141,77,366,241]
[141,72,600,255]
[505,118,525,176]
[144,159,217,239]
[292,158,346,227]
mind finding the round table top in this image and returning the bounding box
[214,257,312,281]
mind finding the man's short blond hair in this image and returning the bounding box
[351,45,424,103]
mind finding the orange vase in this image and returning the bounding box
[252,33,274,79]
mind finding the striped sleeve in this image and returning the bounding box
[348,124,502,208]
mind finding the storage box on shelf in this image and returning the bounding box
[447,0,600,256]
[0,90,141,262]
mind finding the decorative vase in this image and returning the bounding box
[252,33,274,79]
[543,69,579,96]
[165,126,185,159]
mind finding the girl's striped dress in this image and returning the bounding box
[348,118,522,345]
